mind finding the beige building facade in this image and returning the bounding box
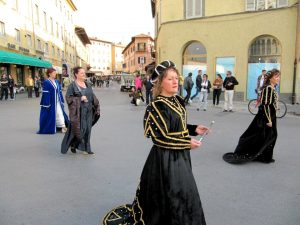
[87,38,112,76]
[152,0,299,102]
[122,34,154,74]
[112,43,125,75]
[0,0,77,84]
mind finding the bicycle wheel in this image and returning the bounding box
[276,100,287,118]
[248,99,259,115]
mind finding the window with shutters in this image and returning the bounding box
[245,0,288,11]
[15,29,20,42]
[138,57,146,64]
[0,21,5,36]
[186,0,203,19]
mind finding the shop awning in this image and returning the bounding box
[0,50,52,68]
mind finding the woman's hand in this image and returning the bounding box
[81,96,88,102]
[266,122,272,127]
[195,125,210,136]
[190,138,202,149]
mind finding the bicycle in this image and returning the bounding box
[248,98,287,118]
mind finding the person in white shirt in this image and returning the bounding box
[197,74,211,111]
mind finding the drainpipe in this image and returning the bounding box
[292,0,300,104]
[292,59,297,104]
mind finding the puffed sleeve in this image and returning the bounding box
[260,85,274,123]
[143,102,191,150]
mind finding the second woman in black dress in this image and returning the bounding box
[223,69,280,164]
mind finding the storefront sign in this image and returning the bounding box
[35,50,44,55]
[7,43,16,49]
[19,47,30,53]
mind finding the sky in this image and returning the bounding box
[72,0,155,45]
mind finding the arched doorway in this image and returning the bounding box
[247,35,281,99]
[182,41,207,97]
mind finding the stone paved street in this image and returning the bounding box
[0,84,300,225]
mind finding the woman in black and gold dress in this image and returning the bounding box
[223,69,280,164]
[102,61,209,225]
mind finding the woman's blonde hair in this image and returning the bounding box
[152,67,179,98]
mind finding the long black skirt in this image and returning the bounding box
[223,106,277,164]
[102,146,206,225]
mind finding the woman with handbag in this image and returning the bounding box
[212,74,223,106]
[223,69,280,164]
[61,67,100,155]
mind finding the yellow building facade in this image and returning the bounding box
[0,0,77,85]
[152,0,299,102]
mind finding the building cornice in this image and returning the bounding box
[66,0,77,11]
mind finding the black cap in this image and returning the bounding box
[151,60,176,82]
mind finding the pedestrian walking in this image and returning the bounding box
[223,69,280,164]
[37,68,69,134]
[212,74,223,106]
[256,69,267,98]
[0,74,9,100]
[61,67,100,155]
[191,69,203,100]
[144,74,153,105]
[223,71,239,112]
[197,74,211,111]
[34,76,41,97]
[102,60,208,225]
[183,72,194,105]
[26,75,34,98]
[135,74,145,102]
[8,75,15,100]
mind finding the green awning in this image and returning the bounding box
[0,50,52,68]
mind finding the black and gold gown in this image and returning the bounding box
[102,95,206,225]
[223,85,278,164]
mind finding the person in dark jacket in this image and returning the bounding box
[34,76,41,97]
[61,67,100,155]
[8,74,15,100]
[191,70,202,100]
[0,74,9,100]
[183,72,194,105]
[144,74,153,105]
[223,71,239,112]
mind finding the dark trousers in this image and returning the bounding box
[0,87,8,100]
[183,88,192,104]
[34,87,40,97]
[9,87,14,99]
[137,89,145,102]
[145,89,153,104]
[213,89,222,105]
[191,87,200,100]
[27,86,33,98]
